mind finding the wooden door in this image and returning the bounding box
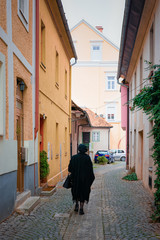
[16,83,24,192]
[82,132,90,149]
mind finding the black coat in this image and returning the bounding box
[68,152,95,203]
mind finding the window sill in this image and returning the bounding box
[55,154,59,159]
[105,89,117,92]
[55,82,59,89]
[40,62,46,72]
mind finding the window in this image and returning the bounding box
[106,74,116,90]
[41,21,45,67]
[65,127,67,155]
[106,104,116,122]
[0,54,5,136]
[90,42,102,61]
[65,70,67,99]
[150,24,154,65]
[55,51,59,87]
[140,55,143,90]
[92,132,100,142]
[18,0,29,31]
[56,123,59,157]
[118,150,124,153]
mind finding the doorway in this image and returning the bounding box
[82,132,90,150]
[16,81,24,192]
[139,130,143,180]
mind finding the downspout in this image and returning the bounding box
[126,87,129,169]
[108,128,110,150]
[35,0,39,140]
[34,0,39,194]
[69,58,77,157]
[117,79,129,169]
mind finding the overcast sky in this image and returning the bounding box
[61,0,125,47]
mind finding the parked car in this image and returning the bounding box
[94,150,114,164]
[109,149,126,161]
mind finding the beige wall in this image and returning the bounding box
[71,21,125,150]
[79,126,109,161]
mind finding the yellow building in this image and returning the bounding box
[39,0,77,186]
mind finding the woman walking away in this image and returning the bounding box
[68,144,95,215]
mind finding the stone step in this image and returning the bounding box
[15,190,31,209]
[16,196,40,214]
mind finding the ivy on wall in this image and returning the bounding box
[130,62,160,222]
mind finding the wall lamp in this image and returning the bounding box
[20,81,25,91]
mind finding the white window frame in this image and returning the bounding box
[105,73,116,90]
[90,41,102,61]
[0,53,6,136]
[18,0,29,32]
[106,103,116,122]
[92,131,100,142]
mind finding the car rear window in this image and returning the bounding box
[98,151,109,155]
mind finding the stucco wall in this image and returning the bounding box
[0,0,37,222]
[39,0,72,186]
[79,126,109,160]
[128,0,160,192]
[71,21,125,152]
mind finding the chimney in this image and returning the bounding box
[96,26,103,33]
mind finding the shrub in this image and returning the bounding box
[122,172,138,181]
[40,150,49,180]
[97,156,108,165]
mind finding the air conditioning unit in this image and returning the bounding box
[21,147,28,163]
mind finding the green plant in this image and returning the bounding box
[40,150,49,179]
[122,172,138,181]
[129,62,160,221]
[97,156,108,165]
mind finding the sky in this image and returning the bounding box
[61,0,125,47]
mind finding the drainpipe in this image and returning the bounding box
[35,0,39,140]
[126,87,129,169]
[117,78,129,169]
[34,0,39,194]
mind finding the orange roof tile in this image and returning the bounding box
[83,108,112,128]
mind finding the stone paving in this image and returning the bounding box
[0,162,160,240]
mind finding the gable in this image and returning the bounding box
[71,20,119,61]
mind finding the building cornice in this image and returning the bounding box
[73,60,118,68]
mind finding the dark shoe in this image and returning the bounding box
[79,208,84,215]
[74,203,79,212]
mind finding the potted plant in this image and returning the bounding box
[40,150,49,183]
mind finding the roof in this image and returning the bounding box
[57,0,77,60]
[117,0,145,80]
[47,0,77,60]
[83,108,112,128]
[71,19,119,51]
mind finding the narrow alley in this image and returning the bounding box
[0,162,160,240]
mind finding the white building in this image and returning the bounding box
[117,0,159,192]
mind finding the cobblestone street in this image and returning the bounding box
[0,162,160,240]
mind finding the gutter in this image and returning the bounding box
[117,0,145,81]
[56,0,77,61]
[117,0,131,80]
[35,0,39,139]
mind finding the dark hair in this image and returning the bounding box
[78,144,87,153]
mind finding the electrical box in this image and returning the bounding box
[21,147,28,163]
